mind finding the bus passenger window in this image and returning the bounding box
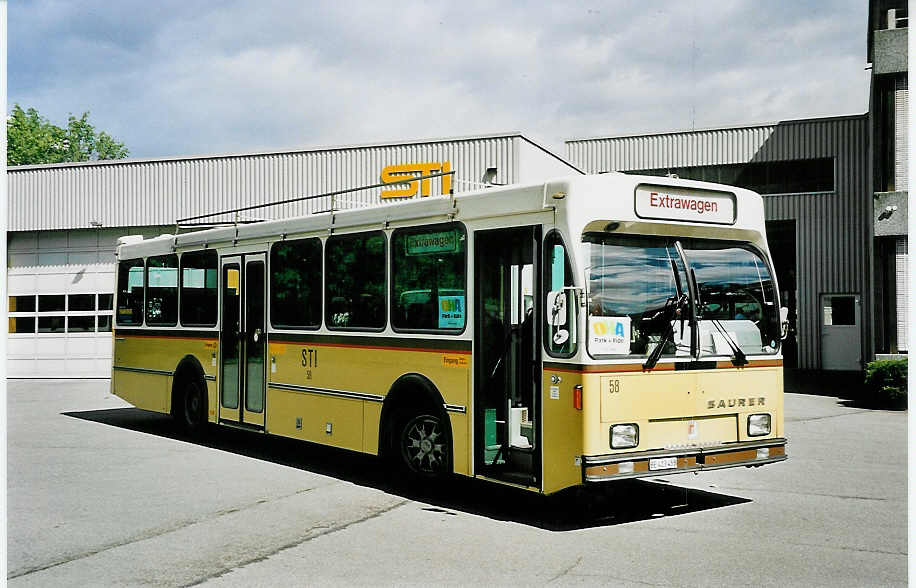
[116,258,145,326]
[270,238,322,329]
[392,223,466,332]
[146,254,179,326]
[180,250,218,327]
[325,232,386,330]
[544,232,577,356]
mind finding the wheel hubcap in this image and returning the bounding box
[403,416,446,474]
[185,388,200,423]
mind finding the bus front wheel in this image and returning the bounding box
[397,412,450,477]
[175,379,207,434]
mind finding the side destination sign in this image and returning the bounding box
[635,184,736,225]
[405,230,458,255]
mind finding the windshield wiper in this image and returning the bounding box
[707,317,748,366]
[643,248,690,370]
[642,292,688,370]
[692,272,748,367]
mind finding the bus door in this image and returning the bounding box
[219,254,267,429]
[474,226,541,487]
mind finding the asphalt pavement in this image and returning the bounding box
[7,378,907,587]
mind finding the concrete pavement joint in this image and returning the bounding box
[646,524,905,558]
[778,541,906,558]
[558,571,670,586]
[786,409,876,423]
[7,484,331,580]
[547,556,583,584]
[697,487,892,502]
[184,498,409,587]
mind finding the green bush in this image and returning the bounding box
[864,359,908,408]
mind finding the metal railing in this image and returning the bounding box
[174,171,455,228]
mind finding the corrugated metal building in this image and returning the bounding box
[7,133,583,378]
[566,115,872,371]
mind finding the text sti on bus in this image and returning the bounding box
[112,172,787,494]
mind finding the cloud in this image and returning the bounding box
[9,0,870,159]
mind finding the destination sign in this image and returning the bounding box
[635,184,736,225]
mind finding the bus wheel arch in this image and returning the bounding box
[380,373,453,476]
[171,355,208,434]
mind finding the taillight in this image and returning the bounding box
[573,385,583,410]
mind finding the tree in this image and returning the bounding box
[7,104,128,166]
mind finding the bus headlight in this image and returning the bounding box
[610,424,639,449]
[748,414,771,437]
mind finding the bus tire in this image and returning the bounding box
[175,378,207,435]
[396,410,450,478]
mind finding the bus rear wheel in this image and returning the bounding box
[398,413,449,477]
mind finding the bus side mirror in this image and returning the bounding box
[780,306,790,340]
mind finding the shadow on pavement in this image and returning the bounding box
[784,368,861,399]
[785,368,906,411]
[63,407,751,531]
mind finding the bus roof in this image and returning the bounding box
[117,172,768,259]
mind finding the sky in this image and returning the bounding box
[8,0,871,160]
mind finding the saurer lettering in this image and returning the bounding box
[707,397,765,409]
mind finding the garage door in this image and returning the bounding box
[8,228,134,378]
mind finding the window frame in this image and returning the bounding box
[9,316,36,334]
[325,230,388,332]
[38,316,66,333]
[583,233,781,361]
[390,222,468,335]
[9,295,36,313]
[179,249,219,328]
[38,294,66,312]
[269,237,323,331]
[116,258,146,327]
[542,229,578,359]
[145,253,180,327]
[67,315,97,333]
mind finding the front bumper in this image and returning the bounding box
[582,438,787,482]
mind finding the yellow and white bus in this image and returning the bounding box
[112,172,787,494]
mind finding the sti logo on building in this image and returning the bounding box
[380,161,452,199]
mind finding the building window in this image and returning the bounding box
[9,317,35,334]
[68,294,96,311]
[270,238,322,329]
[38,316,65,333]
[391,223,467,332]
[38,295,65,312]
[326,232,386,330]
[98,294,114,310]
[98,315,112,332]
[9,296,36,312]
[626,158,835,195]
[68,316,96,332]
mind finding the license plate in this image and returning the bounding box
[649,457,679,471]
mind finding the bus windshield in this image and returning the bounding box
[584,233,780,359]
